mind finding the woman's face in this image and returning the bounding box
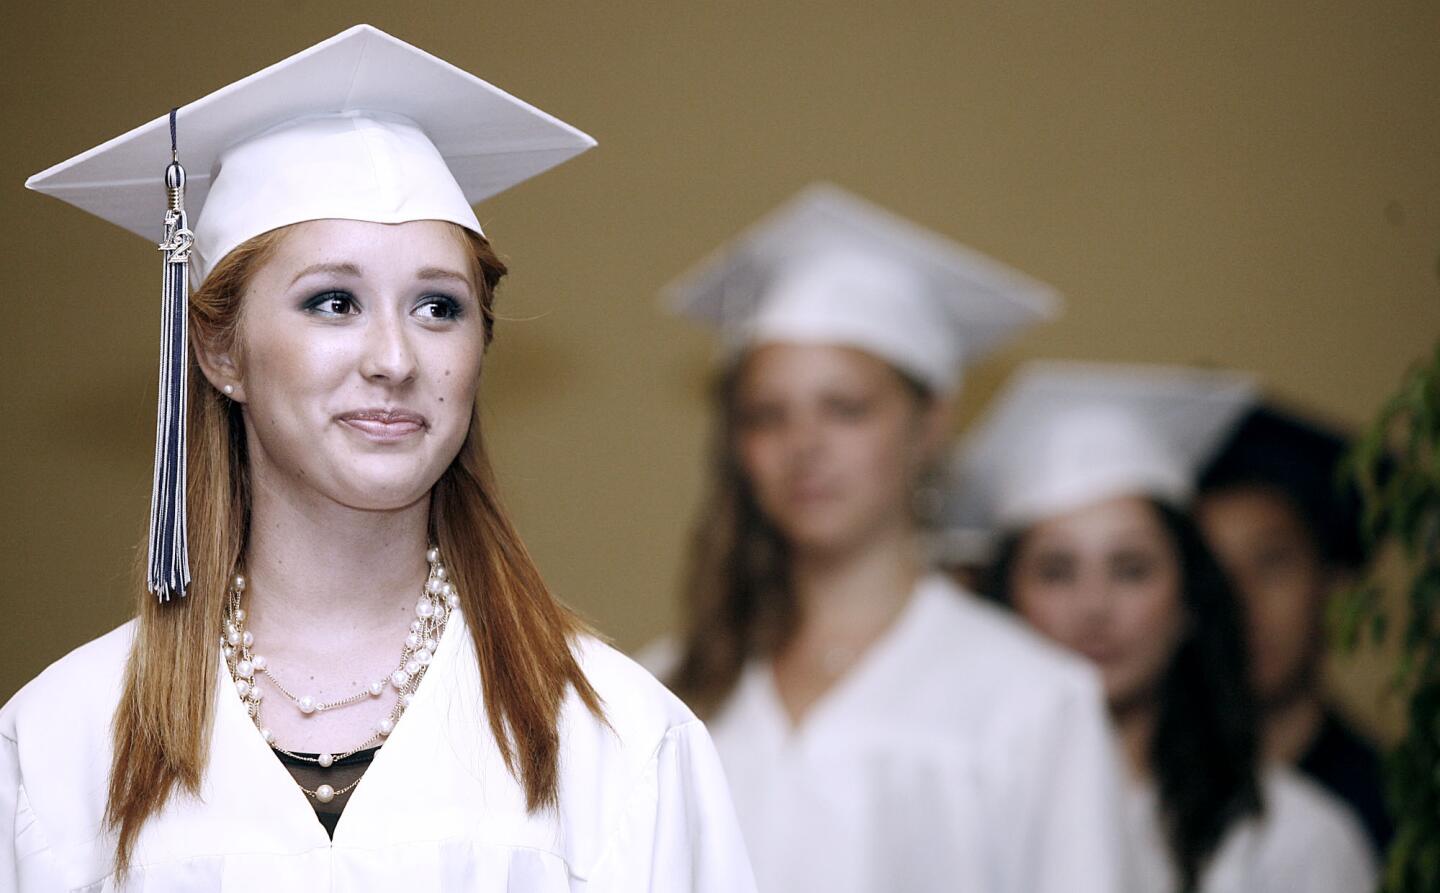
[732,343,941,555]
[1009,496,1187,712]
[217,219,485,512]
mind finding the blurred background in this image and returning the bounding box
[2,2,1436,743]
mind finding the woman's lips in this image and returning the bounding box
[337,409,427,442]
[784,482,840,507]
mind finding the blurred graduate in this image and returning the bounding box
[957,361,1376,892]
[644,185,1131,892]
[1196,404,1392,854]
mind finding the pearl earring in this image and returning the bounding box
[222,384,235,396]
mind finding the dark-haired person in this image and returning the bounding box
[1196,404,1392,854]
[958,362,1374,893]
[2,26,754,890]
[642,185,1131,893]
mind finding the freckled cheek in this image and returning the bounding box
[240,330,351,422]
[425,349,483,425]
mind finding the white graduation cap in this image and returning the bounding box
[24,24,595,602]
[26,23,596,281]
[662,183,1061,396]
[941,361,1257,551]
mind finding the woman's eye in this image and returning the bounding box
[737,406,784,431]
[417,295,463,320]
[1112,556,1155,583]
[825,397,872,420]
[1032,557,1075,585]
[304,291,357,316]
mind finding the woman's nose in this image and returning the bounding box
[785,413,826,460]
[1074,577,1116,620]
[359,313,418,384]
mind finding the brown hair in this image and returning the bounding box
[667,368,795,718]
[105,224,603,875]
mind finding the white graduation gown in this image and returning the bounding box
[0,611,757,891]
[1125,765,1377,893]
[647,575,1132,893]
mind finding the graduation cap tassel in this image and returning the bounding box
[148,108,194,602]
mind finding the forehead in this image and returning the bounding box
[1023,496,1168,549]
[737,342,900,393]
[1198,483,1304,523]
[263,218,472,274]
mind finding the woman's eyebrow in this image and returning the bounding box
[289,262,362,285]
[286,263,471,289]
[416,267,472,286]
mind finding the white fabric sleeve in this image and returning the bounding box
[2,727,72,892]
[587,719,757,892]
[1,729,16,891]
[1261,782,1379,893]
[989,672,1136,893]
[1283,831,1376,893]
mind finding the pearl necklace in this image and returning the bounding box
[221,546,460,804]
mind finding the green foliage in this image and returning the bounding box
[1336,341,1440,893]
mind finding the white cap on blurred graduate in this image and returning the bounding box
[662,183,1061,396]
[943,361,1257,549]
[24,24,595,602]
[26,23,596,282]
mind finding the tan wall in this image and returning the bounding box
[3,3,1436,740]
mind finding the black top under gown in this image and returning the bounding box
[275,745,381,838]
[1297,711,1392,856]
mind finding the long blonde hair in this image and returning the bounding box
[105,224,603,874]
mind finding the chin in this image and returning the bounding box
[319,479,428,512]
[323,460,450,511]
[776,514,870,555]
[1100,667,1160,716]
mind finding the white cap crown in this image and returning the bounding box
[944,361,1258,543]
[665,183,1061,395]
[26,24,596,281]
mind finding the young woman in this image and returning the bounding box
[649,184,1130,893]
[960,361,1376,893]
[2,26,753,890]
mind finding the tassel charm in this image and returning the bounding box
[148,108,193,602]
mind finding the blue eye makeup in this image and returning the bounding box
[302,290,358,316]
[416,294,464,320]
[298,289,466,321]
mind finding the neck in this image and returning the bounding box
[243,469,433,642]
[1261,688,1326,764]
[789,522,924,640]
[769,522,924,725]
[1112,698,1159,780]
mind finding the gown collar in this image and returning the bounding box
[743,574,949,742]
[132,601,470,861]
